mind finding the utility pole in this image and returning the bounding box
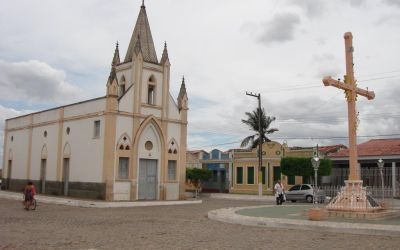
[246,91,263,196]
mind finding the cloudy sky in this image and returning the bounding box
[1,0,400,164]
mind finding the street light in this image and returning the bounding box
[246,91,263,196]
[311,157,320,207]
[377,159,385,201]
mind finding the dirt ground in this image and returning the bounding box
[1,197,399,250]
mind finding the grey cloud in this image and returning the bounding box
[257,13,301,45]
[287,0,326,18]
[384,0,400,7]
[347,0,368,7]
[0,60,87,105]
[376,14,400,25]
[312,53,341,78]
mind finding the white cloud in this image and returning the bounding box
[257,13,301,45]
[0,60,87,105]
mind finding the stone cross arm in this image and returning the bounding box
[323,76,375,100]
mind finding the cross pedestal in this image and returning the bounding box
[327,180,381,212]
[322,32,383,213]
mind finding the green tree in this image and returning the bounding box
[241,107,278,148]
[280,157,332,178]
[186,168,212,197]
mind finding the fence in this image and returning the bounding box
[321,185,396,198]
[330,167,400,187]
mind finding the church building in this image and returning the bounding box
[2,3,188,201]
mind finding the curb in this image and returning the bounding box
[210,193,276,202]
[0,191,202,208]
[208,205,400,236]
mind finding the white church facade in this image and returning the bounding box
[1,3,188,201]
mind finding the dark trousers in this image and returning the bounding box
[276,194,283,205]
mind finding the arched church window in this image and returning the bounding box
[147,85,155,105]
[120,76,126,96]
[117,134,132,151]
[149,75,155,82]
[147,75,156,105]
[168,139,178,155]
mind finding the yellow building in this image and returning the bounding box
[230,141,314,194]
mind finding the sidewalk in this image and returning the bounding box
[210,193,276,202]
[0,190,202,208]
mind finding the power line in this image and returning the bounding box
[189,133,400,149]
[265,74,400,93]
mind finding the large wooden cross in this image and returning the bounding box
[322,32,375,181]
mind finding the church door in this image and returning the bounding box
[6,160,12,189]
[40,159,47,193]
[63,158,70,196]
[138,159,158,200]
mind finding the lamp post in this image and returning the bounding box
[377,159,385,201]
[246,91,263,196]
[311,157,320,207]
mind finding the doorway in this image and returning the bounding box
[6,160,12,189]
[138,159,158,200]
[62,158,70,196]
[40,159,47,193]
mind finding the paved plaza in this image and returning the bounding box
[2,196,400,249]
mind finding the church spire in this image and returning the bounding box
[178,76,188,110]
[106,44,119,97]
[160,41,169,65]
[125,3,158,63]
[112,41,120,66]
[106,49,119,97]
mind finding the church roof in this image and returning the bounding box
[124,4,158,64]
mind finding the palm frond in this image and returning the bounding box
[240,135,255,148]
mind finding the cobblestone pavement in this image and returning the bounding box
[1,197,400,250]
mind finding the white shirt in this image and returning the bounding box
[274,183,284,195]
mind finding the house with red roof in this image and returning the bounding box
[327,139,400,188]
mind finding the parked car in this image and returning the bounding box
[285,184,326,203]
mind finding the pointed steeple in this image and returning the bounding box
[112,41,120,66]
[106,46,119,97]
[125,3,158,63]
[160,41,169,65]
[178,76,188,110]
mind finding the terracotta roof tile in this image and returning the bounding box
[328,139,400,157]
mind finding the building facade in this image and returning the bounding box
[2,3,188,201]
[327,139,400,190]
[231,141,312,194]
[200,149,232,193]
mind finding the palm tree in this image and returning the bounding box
[240,107,278,148]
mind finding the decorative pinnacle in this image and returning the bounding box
[142,0,145,7]
[182,75,185,84]
[164,41,167,49]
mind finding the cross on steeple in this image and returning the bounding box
[322,32,375,181]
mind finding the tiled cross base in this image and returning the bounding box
[327,209,400,220]
[326,180,383,212]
